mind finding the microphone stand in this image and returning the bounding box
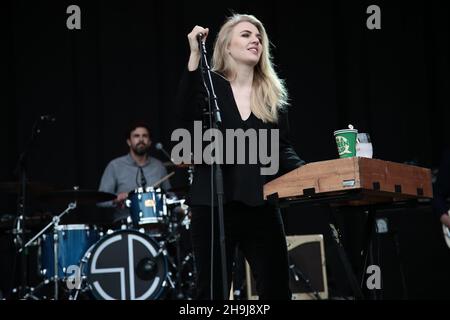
[197,34,228,300]
[13,116,49,298]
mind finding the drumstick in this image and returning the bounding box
[150,172,175,188]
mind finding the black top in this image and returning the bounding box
[433,148,450,217]
[175,68,305,206]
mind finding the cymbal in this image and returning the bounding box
[26,207,118,226]
[58,207,117,226]
[0,181,55,195]
[40,189,116,205]
[0,212,54,231]
[163,161,192,168]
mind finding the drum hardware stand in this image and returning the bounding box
[166,203,195,299]
[68,249,92,300]
[19,201,77,300]
[174,233,185,299]
[167,229,186,299]
[68,271,89,301]
[22,279,50,300]
[172,252,196,300]
[161,245,178,297]
[165,273,176,292]
[187,165,194,185]
[166,213,195,300]
[156,230,186,299]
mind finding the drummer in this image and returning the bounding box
[98,121,173,223]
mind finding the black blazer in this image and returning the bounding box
[175,68,305,206]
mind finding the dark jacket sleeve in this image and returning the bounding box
[174,67,208,126]
[278,109,306,173]
[433,148,450,218]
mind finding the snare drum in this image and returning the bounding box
[39,224,100,280]
[80,229,168,300]
[127,187,168,233]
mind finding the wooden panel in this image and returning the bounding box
[358,158,432,197]
[264,158,360,199]
[264,157,432,203]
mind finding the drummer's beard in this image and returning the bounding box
[133,142,150,156]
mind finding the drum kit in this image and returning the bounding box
[1,180,196,300]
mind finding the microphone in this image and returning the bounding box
[155,142,174,163]
[138,166,147,189]
[195,30,221,126]
[197,33,207,54]
[40,115,56,122]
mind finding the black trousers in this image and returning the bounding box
[190,202,291,300]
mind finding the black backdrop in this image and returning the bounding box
[2,0,450,299]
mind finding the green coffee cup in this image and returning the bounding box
[334,127,358,158]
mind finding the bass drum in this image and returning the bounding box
[80,229,168,300]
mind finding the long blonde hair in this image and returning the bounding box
[211,14,289,123]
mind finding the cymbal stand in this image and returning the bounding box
[20,201,77,252]
[22,279,50,300]
[52,215,60,299]
[19,201,77,300]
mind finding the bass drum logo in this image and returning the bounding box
[84,229,168,300]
